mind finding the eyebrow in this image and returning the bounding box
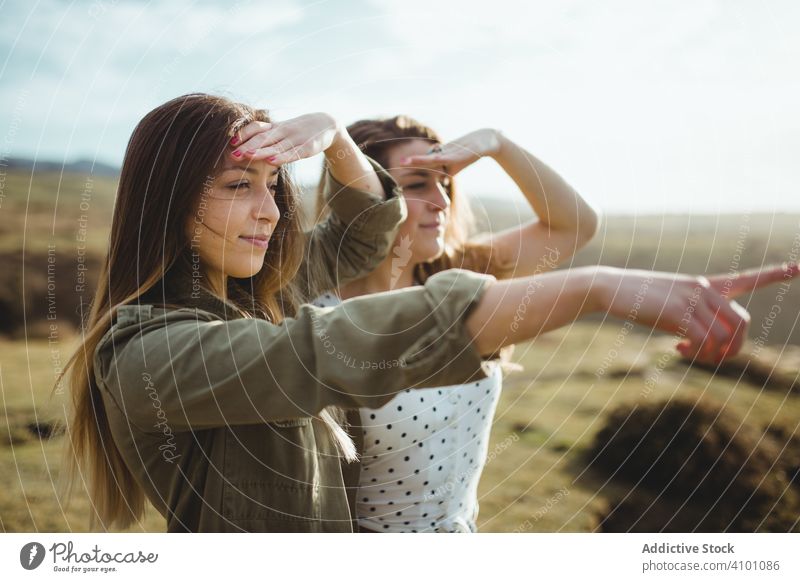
[221,166,279,176]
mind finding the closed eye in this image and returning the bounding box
[226,181,277,195]
[404,182,426,190]
[404,178,450,191]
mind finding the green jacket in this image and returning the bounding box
[93,158,497,532]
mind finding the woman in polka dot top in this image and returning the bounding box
[313,115,600,532]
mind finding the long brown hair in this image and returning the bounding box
[55,93,352,531]
[316,115,514,282]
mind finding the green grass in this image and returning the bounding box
[0,336,165,532]
[476,322,800,532]
[0,171,117,254]
[1,168,798,531]
[2,324,797,532]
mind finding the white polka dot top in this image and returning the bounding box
[312,291,503,533]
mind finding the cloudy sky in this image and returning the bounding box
[1,0,798,213]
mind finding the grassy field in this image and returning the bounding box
[1,323,797,532]
[477,323,800,532]
[0,335,165,532]
[1,168,798,532]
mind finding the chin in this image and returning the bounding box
[419,244,446,263]
[227,260,265,279]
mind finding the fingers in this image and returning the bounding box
[692,301,730,362]
[399,154,449,168]
[708,262,799,299]
[672,260,790,364]
[230,120,273,148]
[260,141,303,165]
[229,112,344,165]
[676,315,709,361]
[704,292,750,361]
[229,121,294,163]
[237,131,284,160]
[677,291,751,364]
[676,298,724,363]
[722,300,750,359]
[232,135,301,166]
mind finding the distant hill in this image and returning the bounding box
[3,157,120,177]
[1,162,798,345]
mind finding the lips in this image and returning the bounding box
[239,235,270,249]
[420,214,445,229]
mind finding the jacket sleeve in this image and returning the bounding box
[95,268,497,433]
[295,155,407,299]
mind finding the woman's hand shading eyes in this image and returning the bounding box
[398,128,503,176]
[229,113,343,166]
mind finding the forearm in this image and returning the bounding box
[492,132,599,239]
[324,127,383,196]
[301,155,405,297]
[99,270,496,432]
[466,265,606,355]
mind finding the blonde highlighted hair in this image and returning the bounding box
[316,114,518,367]
[317,115,515,282]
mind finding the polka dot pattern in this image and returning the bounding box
[312,291,503,533]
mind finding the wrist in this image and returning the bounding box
[325,125,355,164]
[589,266,621,314]
[487,129,506,159]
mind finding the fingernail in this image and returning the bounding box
[230,135,239,146]
[232,150,241,157]
[400,157,410,164]
[267,155,277,163]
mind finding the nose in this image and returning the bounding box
[429,181,450,211]
[253,188,281,226]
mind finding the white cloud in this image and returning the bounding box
[1,0,798,212]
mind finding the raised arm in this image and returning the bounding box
[401,128,601,278]
[299,155,406,297]
[232,114,407,297]
[235,112,386,195]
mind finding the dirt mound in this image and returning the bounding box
[586,397,800,532]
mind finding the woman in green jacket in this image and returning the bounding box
[59,93,795,533]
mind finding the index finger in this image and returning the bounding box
[707,262,799,299]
